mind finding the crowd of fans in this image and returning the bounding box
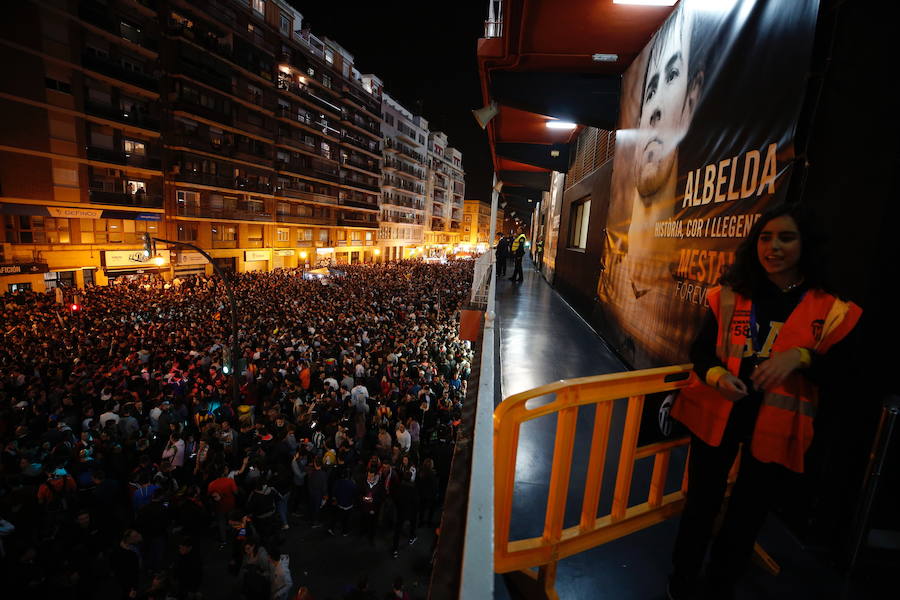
[0,259,475,599]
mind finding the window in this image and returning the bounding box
[124,139,146,156]
[247,224,263,244]
[8,282,32,293]
[4,215,70,243]
[252,0,265,16]
[324,48,334,65]
[212,223,237,241]
[177,222,197,241]
[106,218,125,243]
[279,14,291,36]
[83,268,95,287]
[45,77,72,94]
[569,198,591,250]
[247,85,262,105]
[299,228,313,241]
[277,228,289,242]
[176,190,200,216]
[318,228,329,242]
[322,74,331,89]
[336,230,346,241]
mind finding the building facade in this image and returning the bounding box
[462,199,492,249]
[0,0,386,291]
[425,131,465,251]
[376,91,428,261]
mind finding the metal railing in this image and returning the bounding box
[470,249,493,308]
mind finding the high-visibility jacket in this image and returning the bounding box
[672,285,861,473]
[511,234,527,255]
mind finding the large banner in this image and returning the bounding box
[597,0,819,367]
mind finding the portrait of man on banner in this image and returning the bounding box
[598,0,819,368]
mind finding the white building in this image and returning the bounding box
[373,89,429,260]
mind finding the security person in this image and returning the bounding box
[509,229,527,282]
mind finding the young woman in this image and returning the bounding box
[668,205,862,600]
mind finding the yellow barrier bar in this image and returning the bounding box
[649,450,671,508]
[579,401,613,532]
[543,393,579,546]
[611,395,644,521]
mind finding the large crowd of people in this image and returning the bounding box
[0,259,475,599]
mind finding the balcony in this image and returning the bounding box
[81,52,158,91]
[384,159,425,180]
[276,107,337,139]
[340,153,380,175]
[174,170,272,194]
[338,216,379,228]
[341,177,380,194]
[340,197,379,211]
[275,213,336,226]
[232,114,271,138]
[88,188,162,208]
[231,141,272,165]
[166,133,229,155]
[170,98,231,124]
[382,195,424,211]
[276,186,339,205]
[177,59,233,94]
[78,1,158,53]
[341,83,380,116]
[275,159,339,183]
[84,100,160,130]
[177,203,273,222]
[87,146,161,170]
[342,133,379,155]
[343,114,381,138]
[277,78,343,118]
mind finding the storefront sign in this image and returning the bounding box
[104,249,171,267]
[0,262,50,275]
[274,249,295,256]
[244,250,271,262]
[46,207,103,219]
[177,251,208,265]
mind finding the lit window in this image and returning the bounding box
[277,228,289,242]
[124,139,146,156]
[324,48,334,65]
[252,0,265,16]
[279,14,291,35]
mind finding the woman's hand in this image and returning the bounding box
[751,348,803,391]
[716,373,749,402]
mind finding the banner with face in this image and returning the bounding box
[597,0,819,368]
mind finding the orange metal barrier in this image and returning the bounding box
[493,365,698,598]
[493,364,779,598]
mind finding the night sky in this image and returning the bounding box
[289,1,493,202]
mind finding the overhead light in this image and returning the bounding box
[546,121,577,130]
[550,150,560,157]
[592,53,618,62]
[613,0,678,5]
[472,101,499,129]
[528,198,533,202]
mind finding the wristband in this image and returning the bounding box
[705,366,729,388]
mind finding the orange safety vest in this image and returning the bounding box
[672,285,862,473]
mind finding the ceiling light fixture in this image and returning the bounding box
[613,0,678,6]
[546,121,577,130]
[550,150,560,157]
[592,53,618,62]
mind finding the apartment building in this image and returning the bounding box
[462,199,493,249]
[376,91,428,261]
[425,131,465,251]
[0,0,382,291]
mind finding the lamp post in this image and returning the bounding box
[143,234,241,407]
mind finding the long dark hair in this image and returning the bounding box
[720,203,830,297]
